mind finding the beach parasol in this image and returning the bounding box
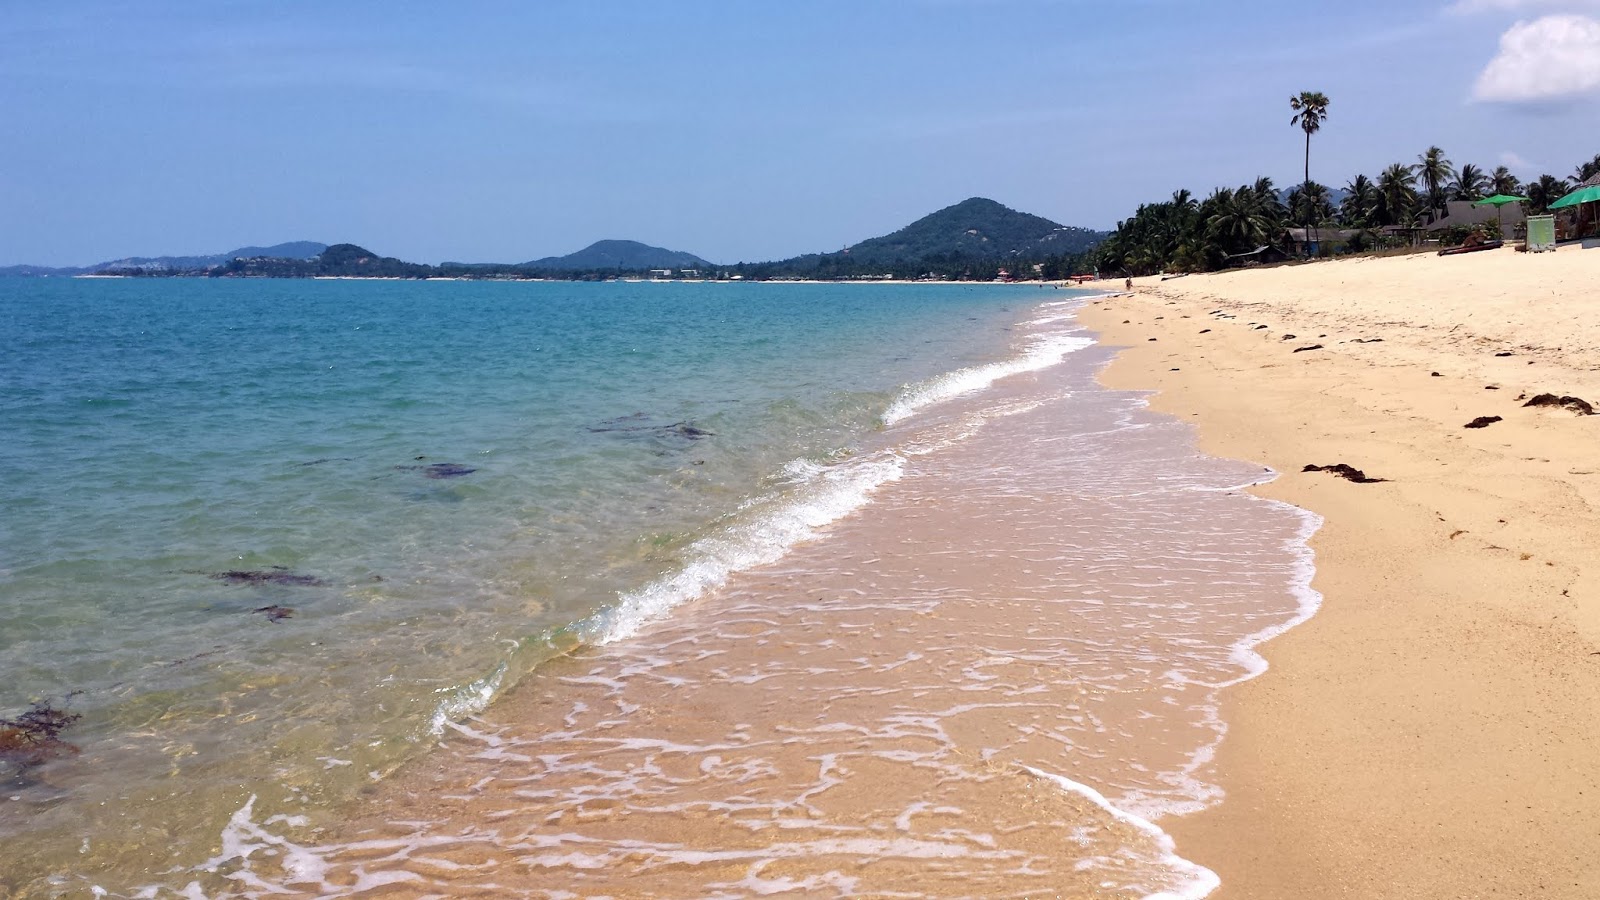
[1472,193,1529,238]
[1549,185,1600,239]
[1547,184,1600,210]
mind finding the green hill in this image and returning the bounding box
[840,198,1103,264]
[524,240,710,271]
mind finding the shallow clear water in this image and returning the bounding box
[0,278,1068,892]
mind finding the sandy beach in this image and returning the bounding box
[1079,243,1600,899]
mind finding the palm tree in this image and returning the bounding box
[1414,146,1455,220]
[1528,174,1572,213]
[1288,181,1334,226]
[1577,154,1600,185]
[1377,163,1420,227]
[1451,164,1490,201]
[1490,166,1522,197]
[1290,92,1330,253]
[1207,186,1272,254]
[1341,175,1379,226]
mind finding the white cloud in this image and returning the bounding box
[1472,14,1600,102]
[1500,150,1539,171]
[1448,0,1600,14]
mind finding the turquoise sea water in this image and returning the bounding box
[0,277,1076,892]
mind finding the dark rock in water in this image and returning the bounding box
[209,569,327,587]
[1464,416,1503,429]
[0,699,82,770]
[1303,464,1389,484]
[395,463,477,479]
[253,605,295,623]
[589,418,715,441]
[668,422,715,439]
[1524,393,1596,415]
[1293,344,1324,353]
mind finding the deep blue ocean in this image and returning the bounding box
[0,277,1077,890]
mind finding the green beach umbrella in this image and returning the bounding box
[1548,184,1600,210]
[1473,193,1530,238]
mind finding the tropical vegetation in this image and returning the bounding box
[1095,89,1598,275]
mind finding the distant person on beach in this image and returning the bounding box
[1125,278,1133,291]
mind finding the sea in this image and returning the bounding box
[0,278,1318,899]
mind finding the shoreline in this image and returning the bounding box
[1078,244,1600,898]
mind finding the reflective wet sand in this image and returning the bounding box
[201,309,1316,899]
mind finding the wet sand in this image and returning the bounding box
[1080,244,1600,898]
[204,308,1318,898]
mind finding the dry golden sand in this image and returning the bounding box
[1079,243,1600,899]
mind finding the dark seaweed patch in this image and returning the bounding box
[0,698,82,770]
[1464,416,1503,429]
[253,605,295,623]
[1303,464,1389,483]
[1524,394,1595,416]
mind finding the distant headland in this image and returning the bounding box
[1,199,1108,283]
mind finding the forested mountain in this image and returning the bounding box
[1,241,327,276]
[525,240,710,271]
[841,198,1103,264]
[213,244,431,278]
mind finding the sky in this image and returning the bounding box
[3,0,1598,267]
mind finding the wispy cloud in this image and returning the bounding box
[1472,14,1600,103]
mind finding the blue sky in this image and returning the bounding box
[3,0,1597,266]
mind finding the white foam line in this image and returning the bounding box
[1022,766,1220,900]
[588,453,906,646]
[882,323,1094,426]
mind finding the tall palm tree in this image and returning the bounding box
[1414,147,1455,220]
[1290,91,1330,253]
[1451,164,1490,201]
[1378,163,1420,227]
[1528,174,1572,213]
[1490,166,1522,197]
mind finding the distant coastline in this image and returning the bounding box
[6,198,1109,284]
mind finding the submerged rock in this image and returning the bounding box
[253,605,295,623]
[209,569,327,587]
[395,463,478,479]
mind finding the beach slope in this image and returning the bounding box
[1079,244,1600,899]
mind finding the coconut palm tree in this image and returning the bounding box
[1490,166,1522,197]
[1377,163,1420,227]
[1288,181,1334,226]
[1290,92,1330,253]
[1207,186,1272,254]
[1414,146,1455,220]
[1528,174,1572,213]
[1451,164,1491,201]
[1574,155,1600,184]
[1341,174,1379,226]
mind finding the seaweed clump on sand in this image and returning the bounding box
[1464,416,1503,429]
[1,698,83,770]
[1303,464,1389,484]
[1524,394,1596,416]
